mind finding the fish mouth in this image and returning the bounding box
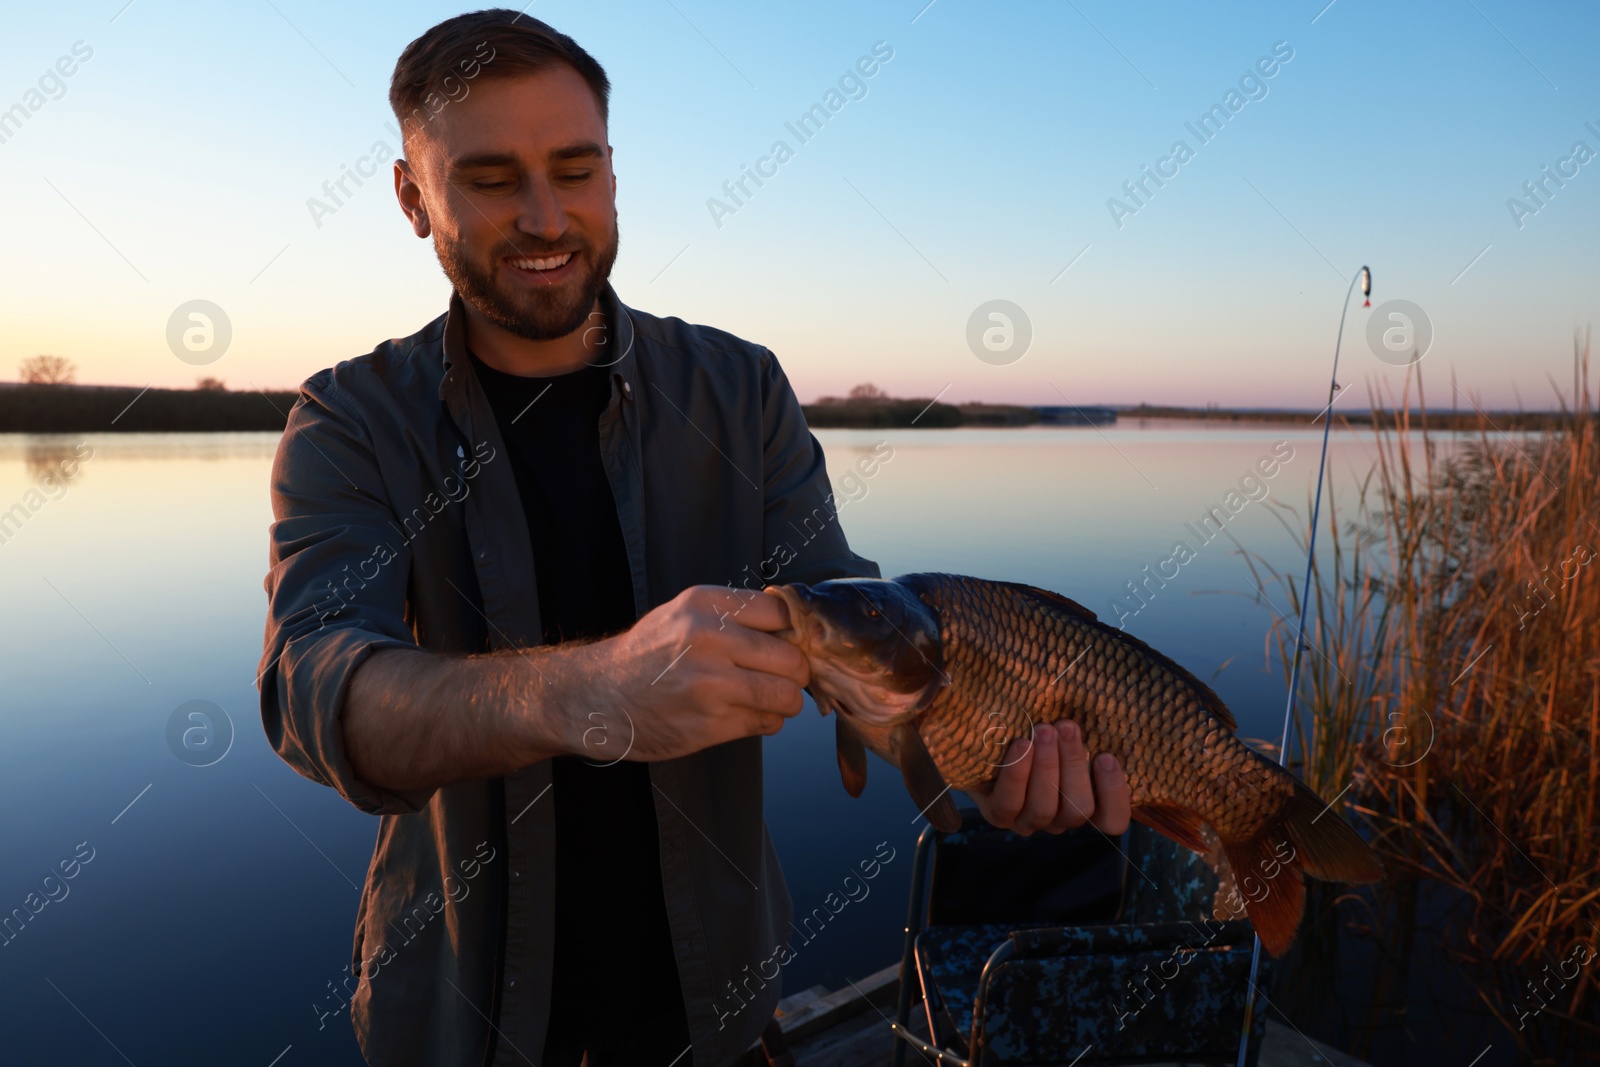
[764,583,878,674]
[764,579,946,727]
[764,584,813,645]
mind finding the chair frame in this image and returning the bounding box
[890,821,1264,1067]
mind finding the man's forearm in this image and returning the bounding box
[344,644,593,793]
[339,584,815,796]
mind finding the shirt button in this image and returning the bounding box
[622,380,632,396]
[456,445,465,458]
[478,550,488,560]
[512,870,521,881]
[507,979,518,991]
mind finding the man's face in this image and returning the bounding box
[398,65,618,342]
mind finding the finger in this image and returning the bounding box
[1018,723,1061,834]
[1036,729,1075,838]
[725,668,805,718]
[707,585,790,632]
[1055,721,1095,831]
[985,733,1036,830]
[747,710,786,737]
[720,627,810,687]
[1090,752,1132,835]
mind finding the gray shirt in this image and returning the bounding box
[257,283,879,1066]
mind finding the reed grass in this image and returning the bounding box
[1241,331,1600,1051]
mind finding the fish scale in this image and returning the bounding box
[768,572,1382,953]
[770,571,1384,956]
[908,573,1289,844]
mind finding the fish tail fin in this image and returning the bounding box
[1279,778,1386,883]
[1220,781,1384,956]
[1218,833,1305,956]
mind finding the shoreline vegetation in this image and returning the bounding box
[2,380,1580,433]
[1246,334,1599,1062]
[0,382,297,433]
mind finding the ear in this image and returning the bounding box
[394,159,430,238]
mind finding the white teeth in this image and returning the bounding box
[509,253,573,271]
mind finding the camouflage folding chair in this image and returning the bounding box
[890,807,1267,1066]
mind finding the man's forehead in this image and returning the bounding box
[417,67,607,166]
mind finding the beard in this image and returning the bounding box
[435,217,620,342]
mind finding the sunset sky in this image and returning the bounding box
[3,0,1597,408]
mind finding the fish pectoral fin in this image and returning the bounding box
[1131,802,1212,854]
[891,723,960,833]
[836,718,868,798]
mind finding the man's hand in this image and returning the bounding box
[346,585,810,793]
[586,585,810,762]
[968,721,1131,837]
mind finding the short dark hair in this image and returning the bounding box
[389,9,611,149]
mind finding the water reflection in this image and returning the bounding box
[0,424,1576,1065]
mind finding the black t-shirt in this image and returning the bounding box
[468,349,685,1035]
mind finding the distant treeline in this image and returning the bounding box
[6,383,1572,435]
[802,398,1039,428]
[1120,404,1582,431]
[0,383,297,433]
[2,383,1045,434]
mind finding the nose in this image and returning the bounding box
[515,174,569,244]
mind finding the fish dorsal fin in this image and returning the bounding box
[998,579,1240,732]
[891,723,960,832]
[994,580,1102,622]
[899,572,1239,734]
[836,718,868,798]
[1114,628,1237,732]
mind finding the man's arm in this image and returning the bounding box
[755,347,881,586]
[261,373,810,813]
[343,585,811,794]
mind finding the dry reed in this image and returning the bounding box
[1242,331,1599,1054]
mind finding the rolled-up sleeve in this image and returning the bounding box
[757,347,881,585]
[258,371,434,816]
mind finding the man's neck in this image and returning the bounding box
[463,297,605,378]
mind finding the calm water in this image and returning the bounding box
[0,423,1521,1064]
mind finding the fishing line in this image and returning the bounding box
[1234,264,1370,1067]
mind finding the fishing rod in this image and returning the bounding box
[1234,263,1371,1067]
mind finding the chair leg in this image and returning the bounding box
[892,825,937,1067]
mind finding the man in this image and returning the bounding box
[259,10,1130,1066]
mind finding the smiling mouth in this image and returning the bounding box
[505,251,577,280]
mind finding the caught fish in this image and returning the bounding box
[766,572,1383,956]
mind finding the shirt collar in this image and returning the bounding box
[438,281,639,403]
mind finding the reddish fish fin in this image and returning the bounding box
[1219,833,1306,957]
[892,723,961,832]
[1132,803,1211,854]
[1279,778,1385,884]
[994,580,1101,623]
[1217,776,1384,957]
[837,718,868,798]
